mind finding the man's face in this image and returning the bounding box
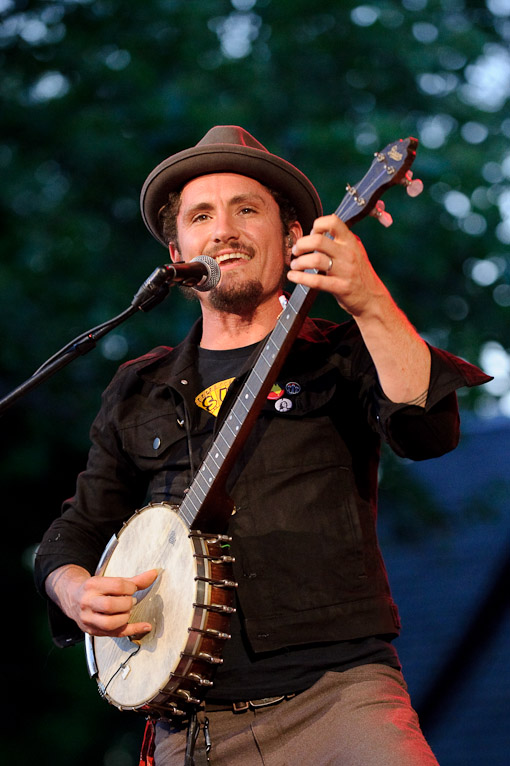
[169,173,301,314]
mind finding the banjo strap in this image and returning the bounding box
[138,713,211,766]
[185,711,211,766]
[138,718,156,766]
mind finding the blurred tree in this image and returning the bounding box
[1,0,509,763]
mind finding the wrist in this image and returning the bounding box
[339,284,392,323]
[45,564,90,619]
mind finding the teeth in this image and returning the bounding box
[215,253,251,264]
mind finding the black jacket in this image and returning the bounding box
[34,316,490,650]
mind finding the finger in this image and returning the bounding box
[99,617,153,637]
[88,593,139,615]
[310,214,348,238]
[129,568,160,592]
[292,232,335,258]
[83,613,153,637]
[308,217,363,258]
[85,569,159,599]
[289,251,334,275]
[116,621,153,638]
[286,268,334,292]
[82,575,138,598]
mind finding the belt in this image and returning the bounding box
[205,694,296,713]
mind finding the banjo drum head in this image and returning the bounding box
[91,503,201,710]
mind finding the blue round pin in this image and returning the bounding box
[285,382,301,395]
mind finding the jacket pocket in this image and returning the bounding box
[118,412,187,471]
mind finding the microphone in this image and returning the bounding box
[132,255,221,309]
[165,255,222,291]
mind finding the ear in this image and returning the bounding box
[284,220,303,266]
[168,243,181,263]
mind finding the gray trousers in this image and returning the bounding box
[154,664,439,766]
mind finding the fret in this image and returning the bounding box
[218,426,234,449]
[179,494,198,527]
[207,450,222,471]
[251,367,264,384]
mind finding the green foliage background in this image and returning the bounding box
[1,0,509,763]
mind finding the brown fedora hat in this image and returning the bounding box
[140,125,322,246]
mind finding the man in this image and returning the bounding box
[35,126,490,765]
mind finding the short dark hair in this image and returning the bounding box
[158,184,298,248]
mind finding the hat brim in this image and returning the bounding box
[140,143,322,246]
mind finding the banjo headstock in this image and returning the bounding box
[336,137,422,229]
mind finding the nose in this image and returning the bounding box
[211,209,240,243]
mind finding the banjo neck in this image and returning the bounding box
[179,280,318,532]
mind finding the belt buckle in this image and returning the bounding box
[249,696,285,709]
[232,694,294,713]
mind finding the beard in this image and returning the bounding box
[178,275,264,316]
[207,277,264,315]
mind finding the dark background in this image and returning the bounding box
[1,1,509,763]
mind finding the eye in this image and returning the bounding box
[191,213,210,223]
[239,206,257,215]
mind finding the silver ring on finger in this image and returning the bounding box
[326,257,333,272]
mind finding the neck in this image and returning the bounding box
[199,293,284,350]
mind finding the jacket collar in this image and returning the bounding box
[130,314,336,387]
[129,318,203,386]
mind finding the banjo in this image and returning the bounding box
[85,138,421,718]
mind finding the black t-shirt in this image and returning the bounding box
[194,343,399,701]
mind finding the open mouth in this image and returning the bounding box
[214,252,252,265]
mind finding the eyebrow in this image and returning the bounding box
[229,193,267,206]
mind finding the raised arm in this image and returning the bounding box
[287,214,431,406]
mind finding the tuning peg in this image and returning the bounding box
[371,200,393,228]
[401,170,423,198]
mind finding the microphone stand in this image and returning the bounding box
[0,272,172,417]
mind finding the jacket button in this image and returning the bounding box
[152,437,161,450]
